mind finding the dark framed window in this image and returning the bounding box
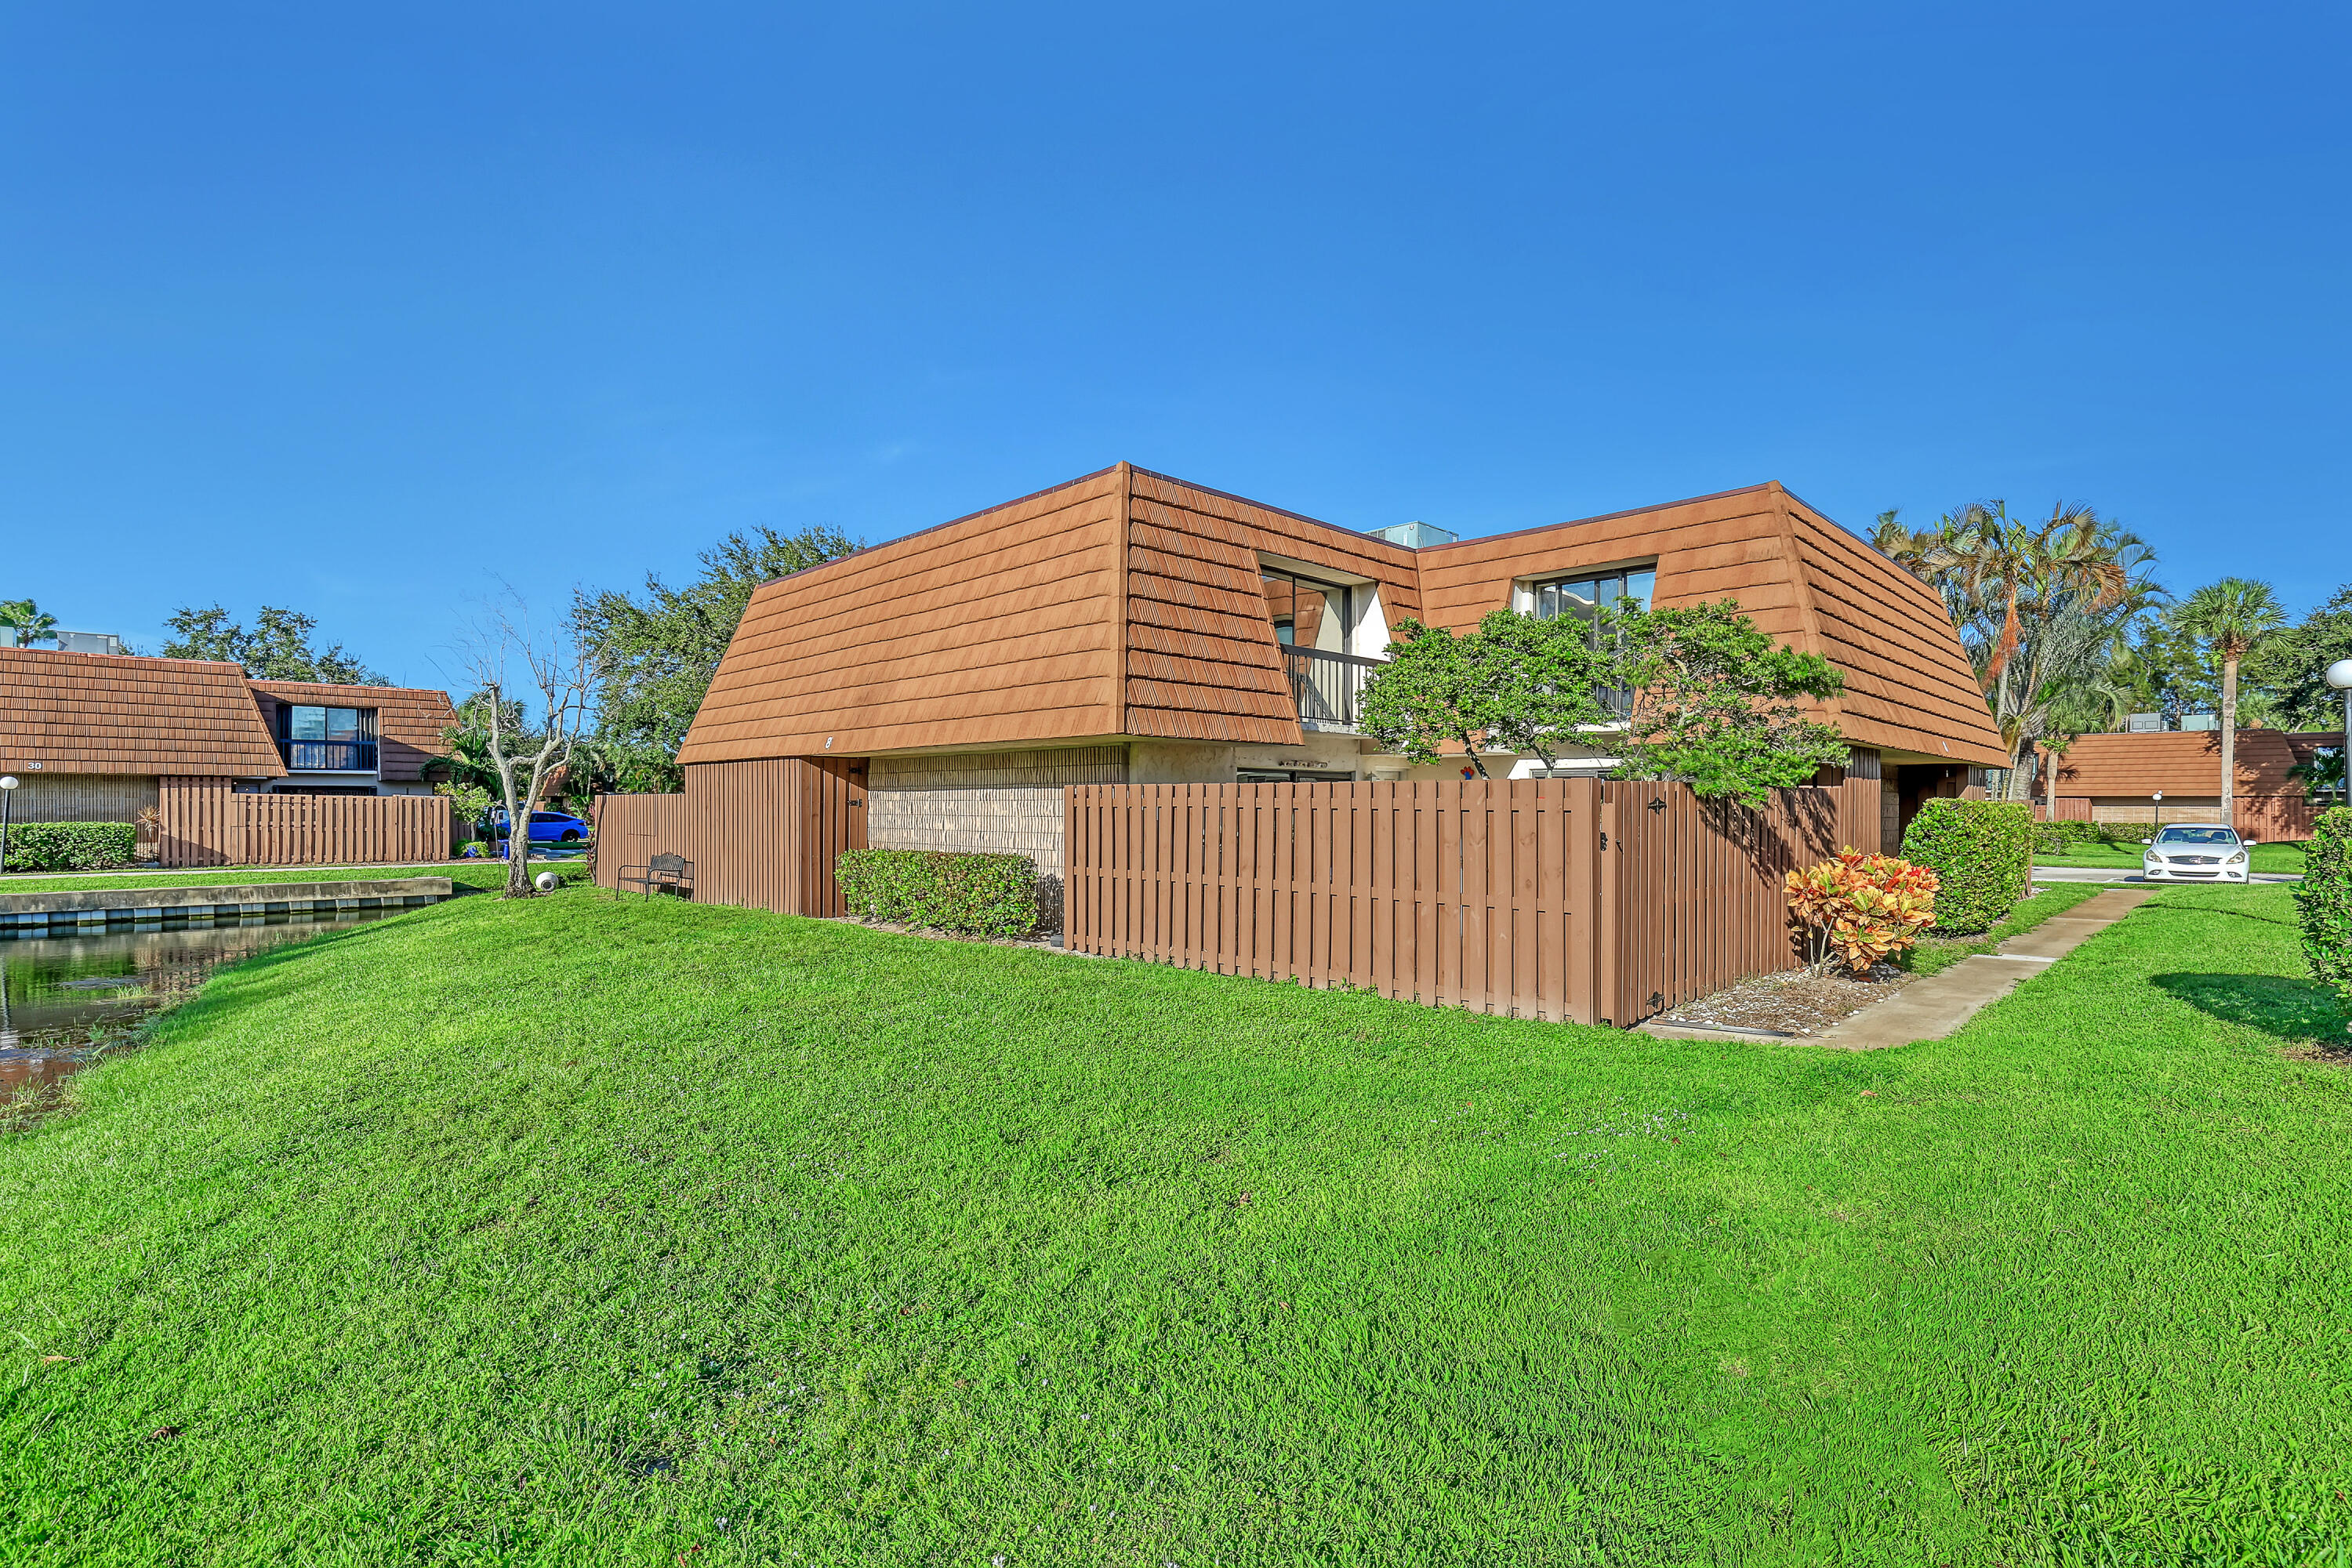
[1261,567,1355,655]
[284,705,376,743]
[1527,566,1656,639]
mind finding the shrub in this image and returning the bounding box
[2292,808,2352,1019]
[2028,818,2157,855]
[835,849,1040,938]
[1784,848,1940,973]
[1900,799,2034,935]
[0,820,137,873]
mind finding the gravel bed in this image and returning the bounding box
[1657,964,1911,1037]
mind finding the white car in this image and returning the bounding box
[2140,824,2254,884]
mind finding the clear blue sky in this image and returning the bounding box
[5,2,2347,688]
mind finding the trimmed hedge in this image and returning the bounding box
[835,849,1040,938]
[2292,807,2352,1018]
[2027,818,2178,854]
[1900,799,2034,935]
[1,820,138,873]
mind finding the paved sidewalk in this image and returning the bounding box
[1806,887,2154,1049]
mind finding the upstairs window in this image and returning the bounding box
[1527,566,1655,639]
[1261,567,1356,655]
[287,705,370,742]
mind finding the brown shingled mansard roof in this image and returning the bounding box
[0,646,460,781]
[0,645,285,777]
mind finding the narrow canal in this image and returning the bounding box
[0,910,404,1104]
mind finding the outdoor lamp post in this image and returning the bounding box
[0,775,16,874]
[2328,659,2352,804]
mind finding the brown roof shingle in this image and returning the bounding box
[0,647,285,777]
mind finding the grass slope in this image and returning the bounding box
[2,884,2346,1564]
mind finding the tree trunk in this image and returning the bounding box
[2219,655,2238,829]
[503,764,536,898]
[2043,747,2057,818]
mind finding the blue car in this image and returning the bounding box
[489,809,591,848]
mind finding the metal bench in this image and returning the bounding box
[615,853,694,900]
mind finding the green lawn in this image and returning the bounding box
[2,881,2347,1563]
[2035,840,2307,874]
[0,862,587,897]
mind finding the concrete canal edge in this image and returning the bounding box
[0,877,459,935]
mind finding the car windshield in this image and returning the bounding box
[2154,828,2237,845]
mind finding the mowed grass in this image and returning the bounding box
[2034,840,2307,874]
[2,882,2347,1564]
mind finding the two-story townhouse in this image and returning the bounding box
[0,646,459,828]
[612,463,2005,916]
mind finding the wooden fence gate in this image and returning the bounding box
[1064,779,1858,1026]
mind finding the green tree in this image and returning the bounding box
[0,600,58,646]
[2171,578,2290,829]
[1359,601,1846,803]
[575,524,858,791]
[1611,601,1848,806]
[1357,618,1512,778]
[1874,500,2159,797]
[162,604,390,684]
[2263,584,2352,731]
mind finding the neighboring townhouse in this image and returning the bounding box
[0,645,459,826]
[635,463,2005,915]
[2051,728,2341,840]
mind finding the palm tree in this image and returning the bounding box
[1874,501,2159,797]
[0,599,57,645]
[2171,579,2289,829]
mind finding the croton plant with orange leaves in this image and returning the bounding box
[1784,849,1940,975]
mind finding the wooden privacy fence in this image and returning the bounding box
[591,757,865,914]
[1063,779,1855,1027]
[157,778,452,868]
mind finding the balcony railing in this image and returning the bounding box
[1283,645,1382,731]
[279,739,379,772]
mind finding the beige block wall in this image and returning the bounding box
[2091,797,2220,826]
[865,745,1129,877]
[3,771,161,823]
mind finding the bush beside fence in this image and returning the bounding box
[2292,808,2352,1018]
[2031,818,2166,854]
[0,821,138,873]
[835,850,1040,937]
[1903,800,2034,935]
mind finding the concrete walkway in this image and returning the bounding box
[1804,887,2154,1049]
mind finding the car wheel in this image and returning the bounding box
[561,829,581,841]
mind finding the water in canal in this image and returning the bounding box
[1,909,405,1105]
